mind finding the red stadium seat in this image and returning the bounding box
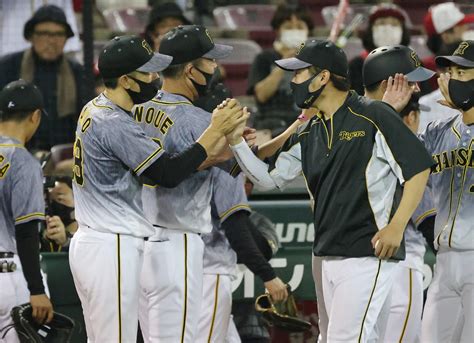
[213,5,276,30]
[216,38,262,96]
[102,7,150,33]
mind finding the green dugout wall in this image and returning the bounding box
[40,199,436,342]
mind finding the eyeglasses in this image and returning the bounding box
[33,31,67,39]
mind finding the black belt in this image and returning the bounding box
[0,252,14,258]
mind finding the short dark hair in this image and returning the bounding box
[161,61,195,79]
[0,110,34,123]
[103,77,119,89]
[271,4,314,31]
[311,67,351,92]
[364,80,382,93]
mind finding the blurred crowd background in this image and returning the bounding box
[0,0,472,257]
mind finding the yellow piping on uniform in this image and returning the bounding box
[15,212,45,223]
[92,98,113,110]
[399,269,413,342]
[151,99,192,106]
[0,144,24,149]
[117,234,122,343]
[415,209,437,225]
[219,204,251,220]
[358,260,382,343]
[448,139,473,247]
[133,146,163,174]
[180,234,188,343]
[451,125,461,140]
[207,275,220,343]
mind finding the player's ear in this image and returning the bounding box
[380,79,388,93]
[118,75,131,90]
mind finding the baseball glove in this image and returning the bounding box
[255,287,311,332]
[10,303,75,342]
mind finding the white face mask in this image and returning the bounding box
[372,25,403,47]
[462,30,474,41]
[280,29,308,49]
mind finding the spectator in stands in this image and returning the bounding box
[348,4,411,95]
[0,0,81,56]
[0,5,89,152]
[421,2,474,92]
[248,4,314,135]
[144,1,191,52]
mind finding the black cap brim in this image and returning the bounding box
[435,55,474,68]
[137,52,173,73]
[405,67,436,82]
[203,44,233,60]
[274,57,312,71]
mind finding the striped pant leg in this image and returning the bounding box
[196,274,233,343]
[322,257,397,343]
[69,228,143,343]
[382,266,423,343]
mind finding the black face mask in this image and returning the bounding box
[448,78,474,111]
[126,76,159,104]
[190,67,218,98]
[290,73,326,109]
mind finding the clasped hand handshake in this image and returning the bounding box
[209,98,254,146]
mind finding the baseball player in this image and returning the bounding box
[197,169,285,342]
[135,25,265,342]
[361,45,436,342]
[420,40,474,343]
[69,35,246,342]
[0,80,53,341]
[226,39,434,342]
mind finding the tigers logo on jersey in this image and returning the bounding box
[454,41,469,56]
[142,40,153,55]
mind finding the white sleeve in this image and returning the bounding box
[230,139,302,191]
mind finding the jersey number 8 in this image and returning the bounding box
[72,137,84,186]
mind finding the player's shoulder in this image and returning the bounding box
[424,113,461,137]
[9,147,41,177]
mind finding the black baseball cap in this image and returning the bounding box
[0,80,46,118]
[436,40,474,68]
[363,45,435,87]
[24,5,74,39]
[274,39,349,77]
[159,25,233,65]
[98,36,173,78]
[146,2,191,33]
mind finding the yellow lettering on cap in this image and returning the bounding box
[205,29,214,44]
[142,40,153,55]
[296,42,305,55]
[454,41,469,56]
[410,51,421,67]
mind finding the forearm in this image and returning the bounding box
[15,220,45,295]
[198,136,232,170]
[229,139,278,190]
[223,211,277,282]
[254,69,284,103]
[391,169,431,227]
[142,143,207,188]
[257,120,300,159]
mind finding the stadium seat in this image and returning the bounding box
[213,4,276,30]
[50,143,73,166]
[102,7,150,33]
[216,39,262,96]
